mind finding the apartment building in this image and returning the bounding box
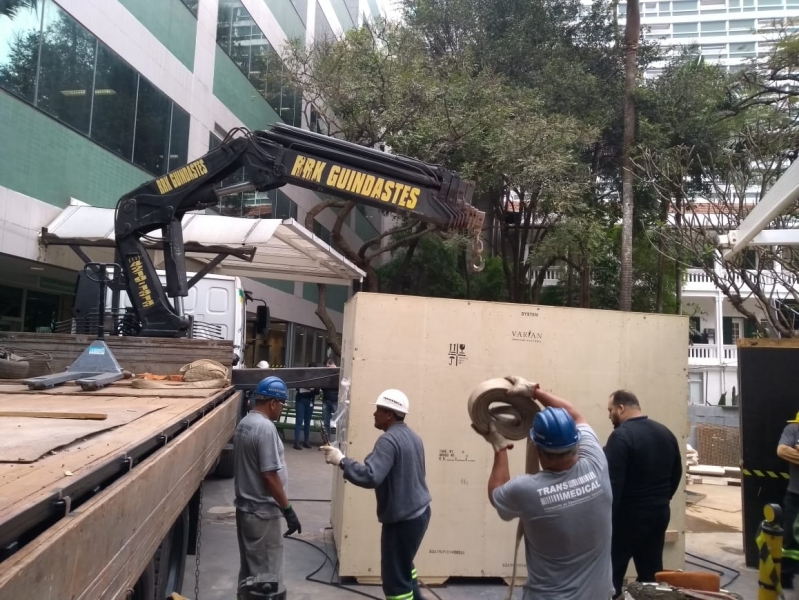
[0,0,391,366]
[616,0,799,75]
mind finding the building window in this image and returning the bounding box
[673,22,698,37]
[216,0,303,127]
[0,0,190,177]
[291,323,329,367]
[729,18,755,32]
[672,0,698,13]
[700,21,727,36]
[313,221,332,244]
[689,372,704,405]
[729,41,756,57]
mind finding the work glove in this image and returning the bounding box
[282,505,301,537]
[505,375,539,399]
[321,444,345,466]
[471,421,514,453]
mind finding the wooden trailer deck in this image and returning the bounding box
[0,380,239,599]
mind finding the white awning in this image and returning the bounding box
[40,204,365,286]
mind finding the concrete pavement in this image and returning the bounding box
[183,443,758,599]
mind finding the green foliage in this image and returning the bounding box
[376,235,509,302]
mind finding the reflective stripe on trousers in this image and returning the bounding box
[384,570,418,599]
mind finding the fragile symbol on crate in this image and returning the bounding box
[447,343,467,366]
[439,449,475,463]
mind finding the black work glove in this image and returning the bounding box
[282,504,301,537]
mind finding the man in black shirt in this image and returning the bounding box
[604,390,682,599]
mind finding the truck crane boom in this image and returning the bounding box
[114,123,484,337]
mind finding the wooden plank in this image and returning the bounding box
[0,332,233,375]
[737,338,799,349]
[0,391,238,600]
[0,405,165,463]
[0,389,229,520]
[0,383,222,398]
[0,411,107,420]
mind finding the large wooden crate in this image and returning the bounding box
[331,293,688,584]
[0,332,233,376]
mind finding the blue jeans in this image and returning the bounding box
[323,400,338,433]
[294,393,314,445]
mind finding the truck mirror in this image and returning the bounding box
[256,305,270,334]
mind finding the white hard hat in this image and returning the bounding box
[373,389,410,414]
[257,360,270,368]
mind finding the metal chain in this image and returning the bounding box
[194,481,204,600]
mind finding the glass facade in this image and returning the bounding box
[216,0,303,127]
[315,1,335,41]
[0,0,189,176]
[180,0,199,16]
[292,322,332,367]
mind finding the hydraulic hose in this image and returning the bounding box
[467,377,541,600]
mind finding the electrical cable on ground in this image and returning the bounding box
[286,527,446,600]
[685,551,741,588]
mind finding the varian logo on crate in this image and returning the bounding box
[511,330,543,343]
[447,343,467,366]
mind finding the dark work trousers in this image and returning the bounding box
[782,491,799,589]
[611,505,670,599]
[323,400,338,433]
[235,510,284,599]
[380,506,431,600]
[293,393,314,445]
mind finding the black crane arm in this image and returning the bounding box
[114,124,483,337]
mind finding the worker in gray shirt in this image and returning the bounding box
[478,376,613,600]
[321,388,431,600]
[234,376,301,600]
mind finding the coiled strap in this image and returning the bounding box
[467,378,541,600]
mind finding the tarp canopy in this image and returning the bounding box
[40,204,365,286]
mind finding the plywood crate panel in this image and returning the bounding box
[331,293,688,582]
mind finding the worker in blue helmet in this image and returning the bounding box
[233,376,300,600]
[478,377,613,600]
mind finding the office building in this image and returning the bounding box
[0,0,391,366]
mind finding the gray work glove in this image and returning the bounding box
[471,421,514,453]
[505,375,539,399]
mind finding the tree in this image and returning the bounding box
[0,0,37,18]
[635,52,733,314]
[619,0,641,311]
[637,49,799,335]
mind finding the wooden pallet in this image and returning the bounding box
[0,331,233,376]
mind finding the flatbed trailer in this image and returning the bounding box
[0,379,239,600]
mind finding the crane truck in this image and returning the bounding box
[0,123,483,600]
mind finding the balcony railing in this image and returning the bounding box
[688,344,738,364]
[684,268,799,295]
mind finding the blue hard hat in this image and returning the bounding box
[253,376,288,402]
[530,407,581,452]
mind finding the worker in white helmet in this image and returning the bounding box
[321,389,431,600]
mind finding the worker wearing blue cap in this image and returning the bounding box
[233,376,301,600]
[478,377,613,600]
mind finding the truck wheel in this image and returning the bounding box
[153,507,189,599]
[214,447,235,479]
[131,559,156,600]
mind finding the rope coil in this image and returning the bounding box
[467,377,541,600]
